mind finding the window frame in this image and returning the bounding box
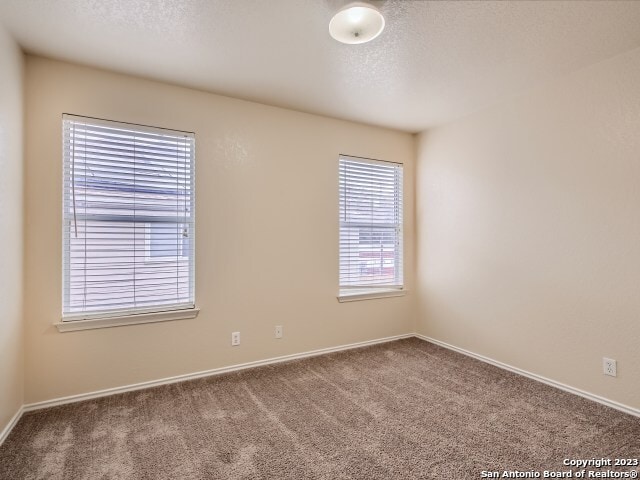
[57,114,198,331]
[337,154,405,302]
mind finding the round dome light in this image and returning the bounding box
[329,2,385,45]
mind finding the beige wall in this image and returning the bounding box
[0,26,24,432]
[23,56,415,404]
[416,47,640,409]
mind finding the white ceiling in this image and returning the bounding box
[2,0,640,132]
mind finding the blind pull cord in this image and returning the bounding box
[71,123,78,238]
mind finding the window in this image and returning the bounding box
[62,115,195,323]
[339,155,403,298]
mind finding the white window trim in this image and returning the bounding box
[337,288,406,303]
[56,307,200,332]
[61,114,196,324]
[338,155,404,298]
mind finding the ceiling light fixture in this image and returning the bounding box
[329,2,385,45]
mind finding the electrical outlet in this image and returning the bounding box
[275,325,283,339]
[231,331,240,346]
[603,357,617,377]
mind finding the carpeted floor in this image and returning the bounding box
[1,338,639,479]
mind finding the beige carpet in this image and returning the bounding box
[1,338,639,479]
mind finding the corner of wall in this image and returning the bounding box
[413,129,428,336]
[0,22,25,441]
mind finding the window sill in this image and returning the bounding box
[55,308,200,332]
[337,289,406,303]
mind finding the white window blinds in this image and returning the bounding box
[339,155,403,290]
[62,115,195,320]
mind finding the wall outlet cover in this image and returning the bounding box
[603,357,617,377]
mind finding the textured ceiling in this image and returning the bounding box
[2,0,640,132]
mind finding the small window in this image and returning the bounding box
[339,155,403,296]
[62,115,195,321]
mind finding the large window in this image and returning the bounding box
[62,115,195,322]
[339,155,403,295]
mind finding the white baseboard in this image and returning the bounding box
[23,333,413,412]
[414,333,640,418]
[0,405,24,446]
[4,331,636,446]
